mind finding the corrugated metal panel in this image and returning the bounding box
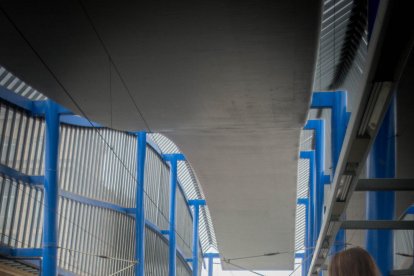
[149,133,218,252]
[313,0,367,93]
[294,130,313,253]
[0,86,195,275]
[0,66,47,101]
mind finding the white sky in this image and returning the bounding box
[200,260,302,276]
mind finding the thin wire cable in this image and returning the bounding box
[1,177,119,251]
[77,0,151,132]
[58,246,137,263]
[222,260,265,276]
[109,58,113,129]
[225,251,291,262]
[0,232,88,276]
[288,244,318,276]
[0,3,195,259]
[109,263,136,276]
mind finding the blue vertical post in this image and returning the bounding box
[310,92,350,175]
[310,91,350,252]
[43,100,60,276]
[163,153,186,276]
[208,256,213,276]
[304,120,327,244]
[366,100,396,276]
[204,253,220,276]
[300,150,316,275]
[135,132,147,276]
[188,199,206,276]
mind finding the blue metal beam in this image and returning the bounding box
[43,100,60,276]
[294,253,305,259]
[304,120,330,250]
[135,132,147,276]
[145,219,192,272]
[310,91,350,175]
[310,92,350,253]
[0,164,44,185]
[188,199,206,276]
[297,198,308,205]
[204,253,220,276]
[60,115,102,128]
[0,86,71,116]
[59,190,130,214]
[163,153,186,276]
[0,86,34,112]
[0,247,42,258]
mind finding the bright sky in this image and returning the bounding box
[200,260,302,276]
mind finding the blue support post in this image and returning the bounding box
[135,132,147,276]
[310,91,350,253]
[163,153,186,276]
[204,253,220,276]
[188,199,206,276]
[310,91,350,175]
[366,100,396,276]
[300,150,316,275]
[43,100,60,276]
[208,256,213,276]
[304,120,327,245]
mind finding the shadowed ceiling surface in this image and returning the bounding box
[0,0,320,270]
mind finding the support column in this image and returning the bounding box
[208,256,213,276]
[304,120,327,244]
[299,150,316,275]
[204,253,220,276]
[188,199,206,276]
[163,153,186,276]
[43,100,60,276]
[366,100,396,276]
[135,132,147,276]
[310,91,350,252]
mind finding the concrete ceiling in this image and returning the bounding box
[0,0,320,270]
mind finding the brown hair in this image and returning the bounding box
[328,247,380,276]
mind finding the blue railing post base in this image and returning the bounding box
[188,199,206,276]
[163,154,186,276]
[42,100,61,276]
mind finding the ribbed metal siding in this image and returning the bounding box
[59,125,137,208]
[144,147,170,230]
[0,100,194,275]
[0,66,47,101]
[0,102,45,175]
[294,130,313,253]
[0,177,43,249]
[149,133,218,252]
[176,189,193,260]
[57,198,135,276]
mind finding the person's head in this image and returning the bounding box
[328,247,380,276]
